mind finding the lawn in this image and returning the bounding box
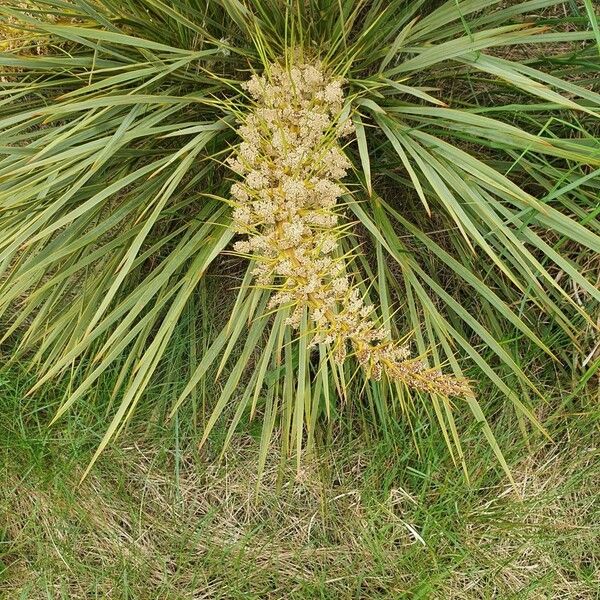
[1,363,598,598]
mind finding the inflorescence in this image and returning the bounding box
[227,59,471,399]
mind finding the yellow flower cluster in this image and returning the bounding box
[228,60,471,398]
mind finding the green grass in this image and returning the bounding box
[1,366,598,599]
[1,0,599,477]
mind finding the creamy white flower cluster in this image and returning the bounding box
[228,60,471,398]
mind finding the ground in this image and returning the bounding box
[1,369,597,599]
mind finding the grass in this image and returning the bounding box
[1,0,599,477]
[1,365,598,599]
